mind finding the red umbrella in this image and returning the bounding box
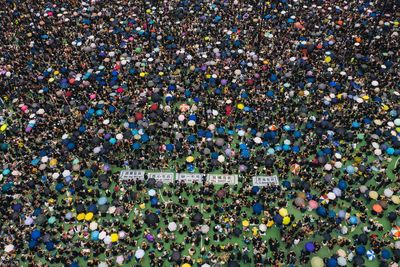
[150,103,158,111]
[135,112,143,120]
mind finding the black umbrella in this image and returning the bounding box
[192,213,203,225]
[388,212,397,222]
[147,178,156,187]
[76,204,85,213]
[233,228,242,237]
[171,251,181,262]
[265,158,274,167]
[145,213,159,226]
[353,255,365,266]
[357,233,368,245]
[227,261,240,267]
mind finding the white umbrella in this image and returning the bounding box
[337,257,347,266]
[93,147,101,154]
[62,170,71,177]
[188,120,196,126]
[36,109,45,115]
[259,224,267,232]
[99,231,107,240]
[116,133,123,140]
[118,231,126,239]
[148,189,156,196]
[334,162,343,168]
[104,235,111,245]
[168,222,177,231]
[201,224,210,234]
[254,137,262,144]
[341,226,348,235]
[135,249,145,259]
[371,80,379,86]
[327,192,336,200]
[217,155,225,163]
[52,173,60,179]
[24,217,33,225]
[116,255,124,265]
[4,244,14,253]
[384,188,393,197]
[108,206,116,214]
[283,139,291,145]
[201,264,211,267]
[374,149,382,156]
[238,130,245,136]
[98,262,108,267]
[89,221,98,230]
[334,153,342,159]
[324,164,332,171]
[41,156,49,163]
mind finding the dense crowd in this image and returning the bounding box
[0,0,399,266]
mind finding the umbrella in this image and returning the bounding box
[172,251,181,262]
[384,188,394,197]
[227,261,240,267]
[327,257,338,267]
[366,250,375,261]
[310,256,324,267]
[294,197,305,207]
[337,257,347,266]
[168,222,177,231]
[372,204,383,213]
[279,208,288,217]
[369,191,379,200]
[145,213,159,226]
[89,221,98,230]
[308,200,318,209]
[305,242,315,252]
[201,225,210,234]
[252,203,263,215]
[4,244,14,253]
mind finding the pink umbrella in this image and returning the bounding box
[308,200,318,209]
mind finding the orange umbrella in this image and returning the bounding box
[372,204,383,213]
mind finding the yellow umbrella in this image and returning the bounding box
[54,70,60,75]
[49,158,57,166]
[242,220,250,227]
[361,95,370,100]
[182,264,191,267]
[324,56,332,63]
[110,233,119,242]
[267,220,274,227]
[392,195,400,204]
[311,256,324,267]
[237,103,244,110]
[382,104,389,111]
[279,208,288,217]
[77,213,85,221]
[84,212,94,221]
[0,124,7,132]
[139,203,146,209]
[186,156,194,163]
[369,190,379,200]
[283,216,291,225]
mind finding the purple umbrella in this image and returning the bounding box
[305,242,315,252]
[145,234,155,242]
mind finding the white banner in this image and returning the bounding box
[207,174,238,185]
[119,170,145,181]
[252,175,279,186]
[147,172,175,183]
[176,173,204,183]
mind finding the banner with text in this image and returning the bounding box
[252,175,279,186]
[176,173,204,183]
[147,172,175,183]
[207,174,238,185]
[119,170,146,181]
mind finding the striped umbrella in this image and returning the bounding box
[366,250,375,261]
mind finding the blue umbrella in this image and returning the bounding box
[338,180,347,190]
[31,229,41,240]
[251,186,260,194]
[349,216,358,225]
[273,214,283,225]
[91,231,99,240]
[132,142,141,150]
[346,165,355,174]
[252,203,263,215]
[87,204,97,213]
[166,144,174,152]
[305,242,315,252]
[316,206,327,217]
[98,197,107,205]
[150,197,158,206]
[356,245,366,255]
[46,241,55,251]
[381,249,391,259]
[327,257,338,267]
[13,203,22,212]
[84,169,93,178]
[29,239,37,249]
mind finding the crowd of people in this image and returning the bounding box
[0,0,399,266]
